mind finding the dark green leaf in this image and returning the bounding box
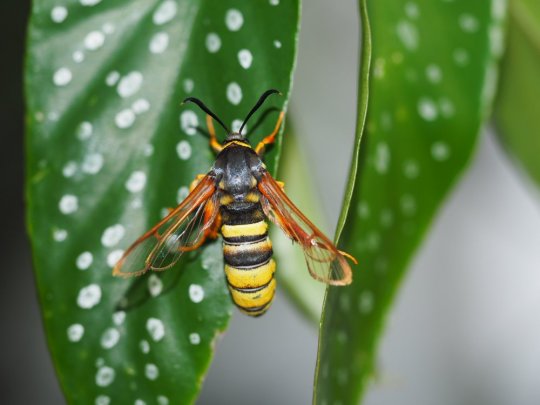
[494,0,540,187]
[314,1,505,403]
[25,1,299,403]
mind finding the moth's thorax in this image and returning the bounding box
[213,142,263,197]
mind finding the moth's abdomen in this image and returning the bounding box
[221,206,276,317]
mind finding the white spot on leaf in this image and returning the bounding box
[77,121,93,140]
[100,328,120,349]
[115,109,136,128]
[82,153,104,174]
[145,363,159,380]
[51,6,68,23]
[95,395,110,405]
[117,71,143,98]
[226,82,242,105]
[176,140,192,160]
[67,324,84,342]
[396,20,418,50]
[238,49,253,69]
[189,284,204,303]
[148,274,163,297]
[140,339,150,353]
[405,2,419,19]
[106,71,120,86]
[53,229,68,242]
[53,67,72,86]
[95,366,115,387]
[76,252,93,270]
[101,224,125,247]
[183,79,194,93]
[146,318,165,341]
[459,13,479,33]
[231,119,244,133]
[157,396,169,405]
[77,284,102,309]
[63,161,78,177]
[189,333,201,345]
[205,33,221,53]
[153,0,177,25]
[84,31,105,50]
[417,97,438,121]
[113,311,126,326]
[149,32,169,54]
[125,171,147,193]
[180,110,198,135]
[425,64,442,84]
[374,142,390,174]
[431,142,451,161]
[59,195,78,214]
[107,249,124,267]
[132,98,150,114]
[225,9,244,31]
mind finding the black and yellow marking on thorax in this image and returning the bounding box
[222,140,252,149]
[221,204,276,317]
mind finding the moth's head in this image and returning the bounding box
[225,131,246,142]
[182,89,281,145]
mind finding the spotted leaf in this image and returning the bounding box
[25,0,299,403]
[314,1,505,404]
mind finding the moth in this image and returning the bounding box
[113,89,356,316]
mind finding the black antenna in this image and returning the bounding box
[239,89,281,134]
[182,97,230,133]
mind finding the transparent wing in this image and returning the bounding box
[113,175,218,277]
[258,169,354,285]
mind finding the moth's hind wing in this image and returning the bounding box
[257,169,354,285]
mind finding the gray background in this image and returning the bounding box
[3,0,540,404]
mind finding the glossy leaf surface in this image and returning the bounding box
[25,0,299,403]
[314,1,505,403]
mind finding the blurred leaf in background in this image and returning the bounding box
[25,0,299,403]
[272,123,328,323]
[494,0,540,189]
[314,1,506,404]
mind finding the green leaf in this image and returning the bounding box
[494,0,540,187]
[25,1,299,404]
[314,1,505,404]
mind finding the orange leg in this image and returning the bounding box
[255,111,285,155]
[207,114,224,153]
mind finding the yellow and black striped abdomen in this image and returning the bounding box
[221,206,276,317]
